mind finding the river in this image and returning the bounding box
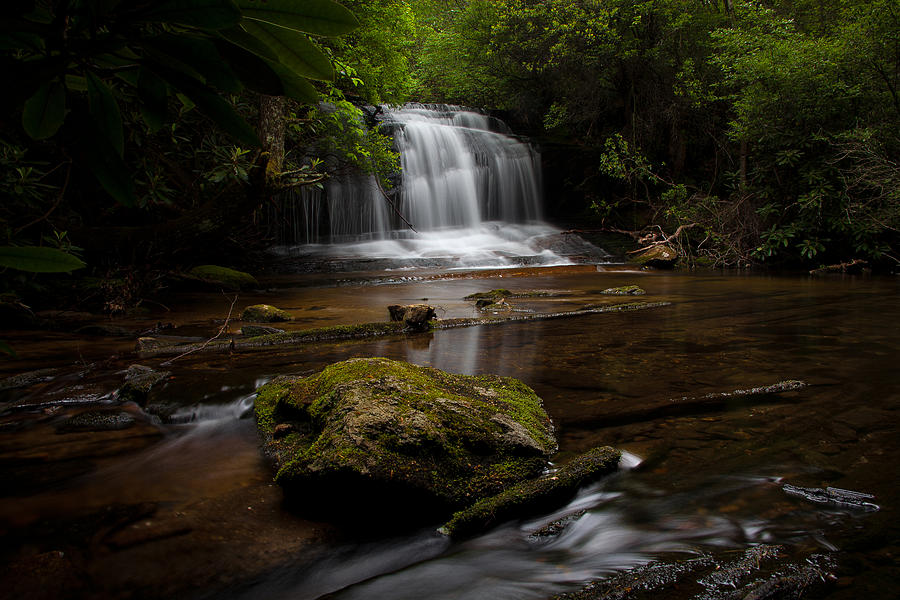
[1,266,897,599]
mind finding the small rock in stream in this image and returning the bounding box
[782,483,879,511]
[56,410,135,433]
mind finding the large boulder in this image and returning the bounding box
[255,358,556,518]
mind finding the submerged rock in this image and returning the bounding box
[56,409,135,433]
[241,304,292,323]
[439,446,621,538]
[255,357,556,518]
[600,285,646,296]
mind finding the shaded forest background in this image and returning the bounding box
[2,0,899,317]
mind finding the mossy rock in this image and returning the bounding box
[187,265,259,291]
[240,304,292,323]
[117,365,170,405]
[600,285,646,296]
[255,357,557,519]
[439,446,621,538]
[464,289,512,301]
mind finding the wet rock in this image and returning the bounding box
[185,265,259,291]
[387,304,437,331]
[439,446,621,538]
[117,365,170,405]
[56,409,135,433]
[600,285,646,296]
[629,244,677,268]
[553,545,836,600]
[782,483,879,511]
[255,357,556,519]
[74,323,137,337]
[241,304,292,323]
[0,367,60,392]
[241,324,286,336]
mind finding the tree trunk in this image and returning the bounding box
[258,95,286,179]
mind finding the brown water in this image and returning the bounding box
[1,268,898,599]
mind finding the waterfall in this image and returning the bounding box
[386,104,544,231]
[269,104,603,267]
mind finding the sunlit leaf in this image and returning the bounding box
[138,0,241,29]
[241,19,333,81]
[22,80,65,139]
[86,71,124,157]
[237,0,358,36]
[0,246,86,272]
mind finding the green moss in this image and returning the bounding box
[255,358,557,509]
[241,304,292,323]
[439,446,622,538]
[464,289,512,301]
[188,265,259,290]
[600,285,646,296]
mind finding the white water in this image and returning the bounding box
[272,104,601,267]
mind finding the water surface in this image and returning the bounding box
[1,269,897,599]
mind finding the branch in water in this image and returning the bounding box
[374,177,418,233]
[159,294,238,366]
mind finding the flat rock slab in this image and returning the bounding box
[255,358,557,518]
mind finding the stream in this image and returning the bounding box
[1,266,897,599]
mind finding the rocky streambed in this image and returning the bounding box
[1,268,898,600]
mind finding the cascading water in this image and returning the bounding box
[388,104,543,230]
[270,104,606,268]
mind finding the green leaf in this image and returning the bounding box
[138,67,168,132]
[22,80,65,140]
[144,34,241,93]
[214,39,285,95]
[0,246,86,273]
[241,19,333,81]
[267,60,318,103]
[218,25,278,61]
[139,0,241,29]
[73,111,136,206]
[0,340,15,358]
[154,66,260,147]
[237,0,358,36]
[86,71,124,157]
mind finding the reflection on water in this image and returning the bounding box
[2,271,898,599]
